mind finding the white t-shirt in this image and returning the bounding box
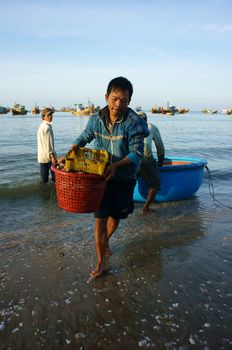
[37,121,56,163]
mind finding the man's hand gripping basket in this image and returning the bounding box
[52,147,109,213]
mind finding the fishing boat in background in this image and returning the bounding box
[151,106,160,114]
[165,109,175,116]
[134,156,207,202]
[151,104,189,115]
[135,106,147,118]
[0,106,10,114]
[60,106,73,112]
[222,109,232,115]
[151,106,176,115]
[72,103,100,117]
[202,109,218,114]
[135,106,142,112]
[176,108,189,114]
[31,106,40,114]
[11,103,27,115]
[151,102,176,115]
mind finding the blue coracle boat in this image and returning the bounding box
[134,156,208,202]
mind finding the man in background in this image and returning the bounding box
[139,113,165,215]
[37,108,57,183]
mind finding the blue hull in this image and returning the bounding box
[134,156,207,202]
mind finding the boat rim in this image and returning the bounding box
[161,156,207,171]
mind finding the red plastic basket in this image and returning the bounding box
[52,166,106,213]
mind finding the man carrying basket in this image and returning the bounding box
[67,77,149,277]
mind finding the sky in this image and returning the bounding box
[0,0,232,111]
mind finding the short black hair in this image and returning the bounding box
[106,76,133,101]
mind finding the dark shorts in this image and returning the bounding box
[40,162,55,183]
[94,178,136,220]
[140,159,161,190]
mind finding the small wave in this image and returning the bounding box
[204,168,232,181]
[0,180,56,199]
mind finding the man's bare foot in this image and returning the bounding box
[141,206,155,215]
[105,242,113,257]
[141,206,150,215]
[91,263,104,278]
[90,258,111,278]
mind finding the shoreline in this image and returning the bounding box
[1,202,232,349]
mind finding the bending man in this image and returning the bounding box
[139,113,165,215]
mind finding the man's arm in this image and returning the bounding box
[104,157,133,181]
[151,125,165,161]
[126,117,150,170]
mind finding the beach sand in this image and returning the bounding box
[1,200,232,350]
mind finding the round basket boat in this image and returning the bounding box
[52,165,106,213]
[133,156,208,202]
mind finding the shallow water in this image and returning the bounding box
[0,111,232,349]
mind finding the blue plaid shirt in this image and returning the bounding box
[74,107,149,179]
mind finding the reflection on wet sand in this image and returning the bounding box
[1,198,232,349]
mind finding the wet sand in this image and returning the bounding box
[1,199,232,350]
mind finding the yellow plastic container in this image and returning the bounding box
[65,147,109,176]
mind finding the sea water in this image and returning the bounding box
[0,111,232,349]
